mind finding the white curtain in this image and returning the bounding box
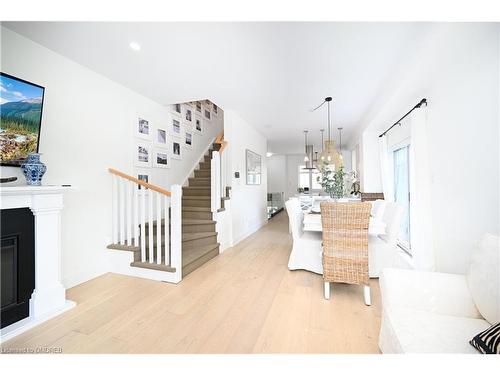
[378,135,394,202]
[409,106,435,271]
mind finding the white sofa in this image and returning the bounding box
[379,233,499,353]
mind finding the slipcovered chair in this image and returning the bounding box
[320,202,372,305]
[285,199,323,274]
[368,202,405,277]
[370,199,386,220]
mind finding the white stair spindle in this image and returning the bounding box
[156,192,162,265]
[170,185,182,282]
[112,174,118,244]
[140,187,146,262]
[119,178,125,244]
[148,189,154,263]
[133,183,138,247]
[126,181,132,246]
[164,194,170,266]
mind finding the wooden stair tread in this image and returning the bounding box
[130,261,176,273]
[182,196,211,200]
[183,219,216,225]
[107,243,140,252]
[183,243,220,267]
[182,206,212,212]
[138,231,217,244]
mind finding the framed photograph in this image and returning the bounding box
[194,116,203,134]
[153,148,171,169]
[134,142,151,167]
[246,149,262,185]
[135,116,151,140]
[184,131,193,149]
[204,107,211,121]
[172,140,182,160]
[155,126,168,148]
[171,117,182,137]
[183,106,193,126]
[171,103,181,115]
[136,170,150,190]
[212,103,218,117]
[195,101,202,114]
[1,72,45,167]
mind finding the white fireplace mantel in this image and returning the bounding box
[1,185,76,343]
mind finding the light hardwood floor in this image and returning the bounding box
[1,211,381,354]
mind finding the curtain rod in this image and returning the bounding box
[378,98,427,138]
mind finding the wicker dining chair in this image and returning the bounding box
[320,201,372,305]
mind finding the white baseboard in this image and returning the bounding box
[0,300,76,344]
[232,219,268,246]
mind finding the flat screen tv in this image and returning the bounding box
[0,72,45,167]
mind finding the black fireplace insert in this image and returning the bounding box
[1,208,35,328]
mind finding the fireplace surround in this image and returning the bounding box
[0,185,75,342]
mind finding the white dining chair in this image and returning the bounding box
[285,199,323,274]
[371,199,386,220]
[368,202,405,277]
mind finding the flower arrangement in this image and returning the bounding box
[317,166,346,199]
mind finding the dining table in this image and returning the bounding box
[303,211,386,235]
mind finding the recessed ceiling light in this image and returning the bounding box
[129,42,141,51]
[266,152,274,157]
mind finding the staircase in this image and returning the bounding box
[107,133,230,282]
[181,141,230,276]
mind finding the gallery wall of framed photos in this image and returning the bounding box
[132,99,223,187]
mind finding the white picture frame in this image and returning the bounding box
[183,105,193,127]
[246,149,262,185]
[135,116,152,140]
[194,115,203,134]
[184,131,193,149]
[195,101,202,114]
[134,141,151,167]
[171,103,182,116]
[153,148,171,169]
[171,116,182,138]
[203,107,211,121]
[172,140,182,160]
[155,125,168,148]
[135,169,150,190]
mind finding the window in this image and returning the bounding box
[298,166,322,190]
[393,145,411,251]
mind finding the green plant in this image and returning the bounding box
[317,166,346,199]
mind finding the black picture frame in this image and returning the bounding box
[0,72,46,167]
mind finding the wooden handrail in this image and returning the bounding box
[108,168,171,196]
[215,131,228,154]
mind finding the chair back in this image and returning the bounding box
[371,199,386,219]
[285,199,303,240]
[379,202,405,244]
[320,202,372,285]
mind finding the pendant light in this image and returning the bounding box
[316,97,342,171]
[337,127,344,168]
[303,130,314,169]
[303,131,309,162]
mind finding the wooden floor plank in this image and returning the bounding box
[1,212,381,354]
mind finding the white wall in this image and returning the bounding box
[352,23,500,274]
[267,154,286,195]
[224,110,268,245]
[1,27,222,287]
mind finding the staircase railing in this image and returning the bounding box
[211,132,228,213]
[108,168,182,279]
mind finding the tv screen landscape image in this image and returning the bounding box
[0,72,45,167]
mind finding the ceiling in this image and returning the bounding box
[3,22,429,153]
